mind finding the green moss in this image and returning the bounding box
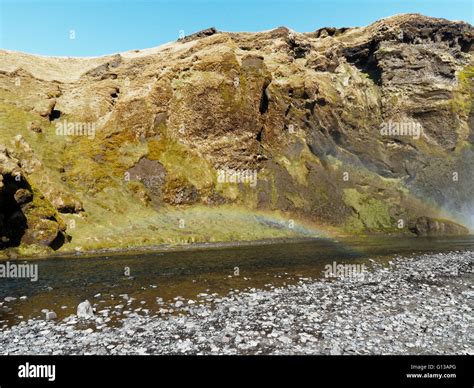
[458,66,474,83]
[57,205,320,253]
[218,81,245,114]
[451,65,474,117]
[276,142,320,186]
[343,188,395,233]
[285,192,307,208]
[147,135,214,190]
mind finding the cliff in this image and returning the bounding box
[0,14,473,256]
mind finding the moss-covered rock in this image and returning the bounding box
[0,146,68,251]
[409,217,469,236]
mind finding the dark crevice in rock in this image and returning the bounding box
[0,174,30,248]
[399,22,473,53]
[459,39,472,53]
[57,205,78,214]
[329,129,343,145]
[256,127,263,143]
[48,109,61,121]
[110,88,120,106]
[49,231,66,251]
[101,73,118,80]
[343,40,383,85]
[259,83,270,114]
[316,98,327,106]
[311,27,351,38]
[287,35,311,59]
[305,100,317,114]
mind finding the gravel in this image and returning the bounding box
[0,251,472,355]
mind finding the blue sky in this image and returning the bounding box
[0,0,472,57]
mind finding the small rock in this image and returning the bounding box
[14,189,33,205]
[77,300,95,319]
[45,311,57,320]
[28,122,42,133]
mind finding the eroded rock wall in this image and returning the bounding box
[0,14,472,252]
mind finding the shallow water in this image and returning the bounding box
[1,235,474,326]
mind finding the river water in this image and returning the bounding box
[1,236,474,326]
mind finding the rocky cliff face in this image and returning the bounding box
[0,144,68,252]
[0,14,473,255]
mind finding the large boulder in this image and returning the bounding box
[409,217,470,236]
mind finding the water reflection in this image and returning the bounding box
[1,235,473,326]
